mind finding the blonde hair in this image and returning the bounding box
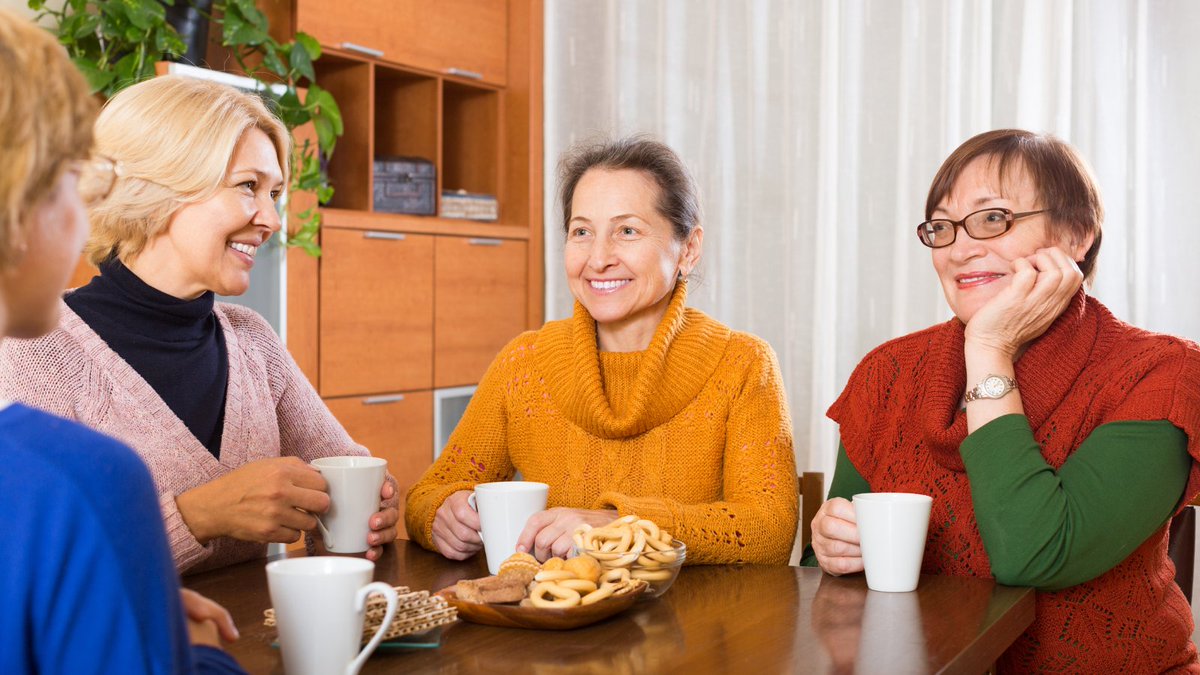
[87,75,290,265]
[0,8,97,268]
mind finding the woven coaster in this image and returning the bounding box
[263,585,458,646]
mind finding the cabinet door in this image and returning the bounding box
[325,391,433,540]
[435,237,527,387]
[320,229,434,397]
[296,0,508,86]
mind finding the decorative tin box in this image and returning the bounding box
[374,157,435,215]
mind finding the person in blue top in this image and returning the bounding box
[0,8,244,673]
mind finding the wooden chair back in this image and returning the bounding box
[1169,502,1198,604]
[798,471,826,551]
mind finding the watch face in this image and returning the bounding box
[982,376,1007,398]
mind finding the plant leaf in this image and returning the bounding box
[71,56,116,94]
[295,32,321,60]
[288,41,315,83]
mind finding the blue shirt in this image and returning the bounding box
[0,403,243,674]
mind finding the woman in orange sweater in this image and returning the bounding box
[406,137,798,565]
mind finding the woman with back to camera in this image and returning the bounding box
[406,137,799,565]
[809,129,1200,671]
[0,75,399,574]
[0,9,244,672]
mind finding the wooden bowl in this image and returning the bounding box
[439,581,646,630]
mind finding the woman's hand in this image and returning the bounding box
[365,476,400,562]
[964,246,1084,358]
[175,457,330,545]
[811,497,863,576]
[180,588,238,648]
[516,508,618,562]
[432,490,483,560]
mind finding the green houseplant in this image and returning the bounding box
[28,0,341,256]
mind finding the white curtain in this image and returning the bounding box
[543,0,1200,478]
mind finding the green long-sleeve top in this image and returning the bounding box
[802,414,1190,591]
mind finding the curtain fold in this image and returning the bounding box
[544,0,1200,476]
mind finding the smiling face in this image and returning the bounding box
[564,168,702,351]
[126,127,283,299]
[931,155,1085,324]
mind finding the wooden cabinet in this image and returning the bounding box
[267,0,542,506]
[295,0,508,85]
[319,228,434,397]
[325,391,434,539]
[435,237,528,387]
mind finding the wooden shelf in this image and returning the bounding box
[320,207,530,240]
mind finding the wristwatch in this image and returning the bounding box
[964,374,1018,403]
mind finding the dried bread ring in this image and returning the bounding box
[600,568,631,585]
[580,584,615,605]
[635,519,660,540]
[645,550,678,564]
[632,568,673,582]
[558,578,599,594]
[529,582,581,608]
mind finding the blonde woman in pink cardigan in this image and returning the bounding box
[0,76,399,575]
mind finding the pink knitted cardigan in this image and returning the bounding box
[0,300,366,574]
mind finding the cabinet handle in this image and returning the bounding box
[363,394,406,405]
[364,231,407,241]
[447,67,484,80]
[468,238,503,247]
[341,42,384,58]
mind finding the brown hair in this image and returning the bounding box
[558,136,700,241]
[0,8,97,268]
[925,129,1104,282]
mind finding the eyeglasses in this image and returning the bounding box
[916,207,1048,249]
[70,155,124,207]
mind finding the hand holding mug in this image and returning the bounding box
[431,490,483,560]
[176,456,330,545]
[364,476,400,561]
[964,246,1083,359]
[811,497,863,576]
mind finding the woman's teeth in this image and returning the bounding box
[229,242,258,257]
[590,279,629,290]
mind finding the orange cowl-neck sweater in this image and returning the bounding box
[405,282,799,564]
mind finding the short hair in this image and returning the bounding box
[0,8,97,268]
[925,129,1104,282]
[558,136,700,241]
[86,75,290,265]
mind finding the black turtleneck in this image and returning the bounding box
[65,259,228,459]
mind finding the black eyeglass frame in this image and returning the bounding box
[916,207,1048,249]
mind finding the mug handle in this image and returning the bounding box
[345,582,398,675]
[467,491,477,511]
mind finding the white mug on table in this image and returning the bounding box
[311,456,388,554]
[266,557,397,675]
[852,492,933,593]
[468,481,549,574]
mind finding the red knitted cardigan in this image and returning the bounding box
[829,290,1200,673]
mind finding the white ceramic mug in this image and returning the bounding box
[853,492,933,592]
[265,557,398,675]
[312,456,388,553]
[468,481,549,574]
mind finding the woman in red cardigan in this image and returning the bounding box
[810,129,1200,672]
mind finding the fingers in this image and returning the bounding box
[812,498,863,576]
[431,494,483,560]
[180,589,239,642]
[516,510,553,557]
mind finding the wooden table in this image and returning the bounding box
[184,541,1034,674]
